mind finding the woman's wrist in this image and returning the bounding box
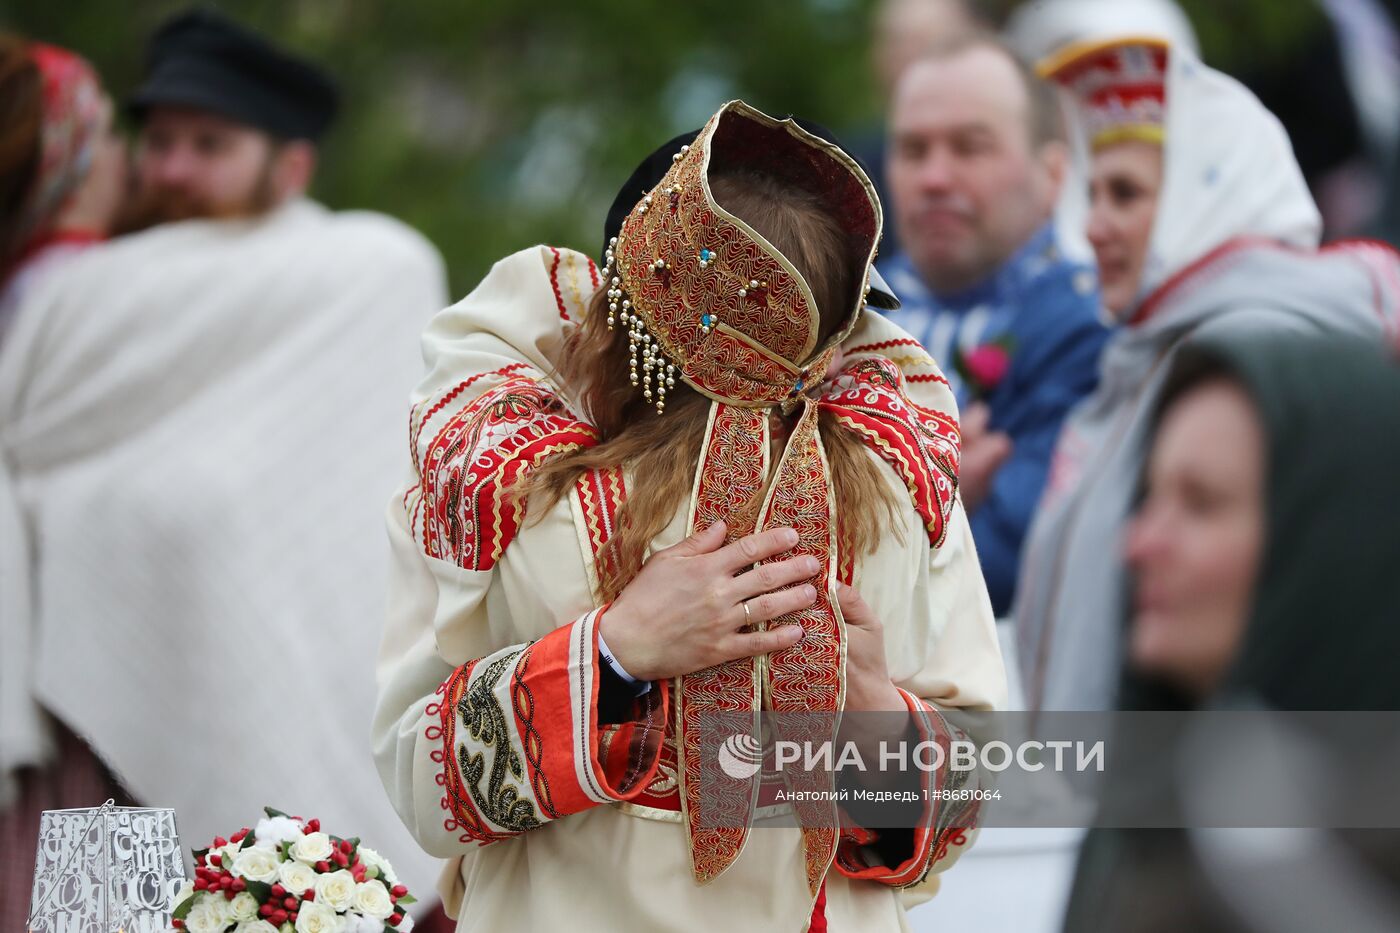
[597,624,650,692]
[596,602,657,682]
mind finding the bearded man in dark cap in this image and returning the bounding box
[0,8,447,918]
[117,7,340,230]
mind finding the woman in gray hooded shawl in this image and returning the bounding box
[1015,36,1400,712]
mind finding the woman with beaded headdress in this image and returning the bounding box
[373,101,1005,931]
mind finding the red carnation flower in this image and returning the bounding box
[953,337,1015,399]
[963,345,1010,389]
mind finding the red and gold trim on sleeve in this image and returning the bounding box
[429,607,670,847]
[818,357,961,547]
[833,688,981,889]
[547,246,601,323]
[408,370,598,571]
[571,465,628,601]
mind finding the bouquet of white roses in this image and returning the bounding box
[171,807,416,933]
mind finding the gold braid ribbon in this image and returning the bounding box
[678,399,843,896]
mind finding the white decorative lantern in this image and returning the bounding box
[27,801,186,932]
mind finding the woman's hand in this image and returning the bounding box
[600,521,819,681]
[837,583,906,713]
[835,583,913,792]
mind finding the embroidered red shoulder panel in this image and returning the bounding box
[820,357,961,547]
[414,372,598,570]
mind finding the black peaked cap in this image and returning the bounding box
[128,7,340,141]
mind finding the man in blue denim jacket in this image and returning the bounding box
[880,34,1111,615]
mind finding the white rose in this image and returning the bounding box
[234,922,280,933]
[222,896,244,928]
[184,899,225,933]
[205,894,235,930]
[290,831,334,864]
[254,815,305,846]
[230,890,261,923]
[355,846,398,885]
[277,858,318,896]
[231,846,281,883]
[313,869,357,912]
[353,880,394,919]
[294,901,339,933]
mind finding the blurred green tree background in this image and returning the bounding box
[4,0,1325,296]
[4,0,882,295]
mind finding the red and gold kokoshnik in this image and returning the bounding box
[601,100,880,412]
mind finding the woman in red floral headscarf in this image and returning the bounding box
[0,34,132,926]
[0,34,126,342]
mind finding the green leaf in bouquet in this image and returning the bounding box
[171,894,195,922]
[397,893,418,906]
[264,806,291,819]
[244,879,273,902]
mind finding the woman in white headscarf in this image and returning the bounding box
[1014,36,1400,713]
[1003,0,1199,66]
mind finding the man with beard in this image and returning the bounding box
[0,7,447,918]
[879,33,1111,617]
[115,8,332,233]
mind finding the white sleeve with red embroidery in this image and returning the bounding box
[371,480,669,858]
[372,246,676,857]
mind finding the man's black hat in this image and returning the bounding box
[127,8,340,141]
[602,120,900,310]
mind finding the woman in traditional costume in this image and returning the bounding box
[373,101,1006,931]
[1015,37,1400,713]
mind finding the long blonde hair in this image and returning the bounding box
[519,171,901,600]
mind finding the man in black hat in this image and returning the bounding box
[117,7,340,231]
